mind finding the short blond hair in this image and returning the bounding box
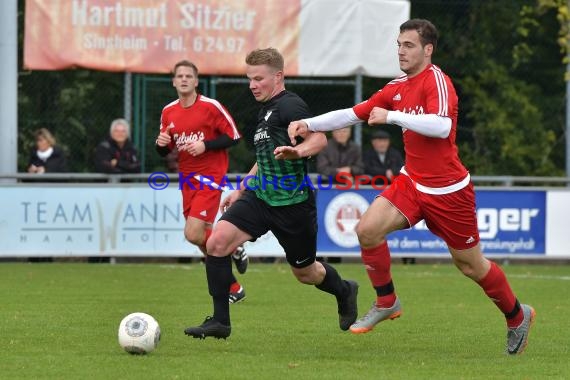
[245,48,284,72]
[34,128,56,146]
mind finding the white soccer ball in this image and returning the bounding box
[118,312,161,354]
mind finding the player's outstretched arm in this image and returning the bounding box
[275,132,327,160]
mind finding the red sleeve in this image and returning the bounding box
[210,101,240,140]
[424,67,456,117]
[352,88,393,120]
[159,110,170,133]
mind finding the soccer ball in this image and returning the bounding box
[118,312,161,354]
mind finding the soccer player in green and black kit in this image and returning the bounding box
[184,48,359,340]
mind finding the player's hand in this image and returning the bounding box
[368,107,389,125]
[220,190,242,213]
[288,121,309,145]
[182,141,206,156]
[156,132,171,147]
[274,146,304,160]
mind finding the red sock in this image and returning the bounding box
[361,242,396,308]
[229,282,241,293]
[477,261,523,328]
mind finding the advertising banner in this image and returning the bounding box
[0,185,554,258]
[24,0,410,76]
[0,186,283,257]
[317,189,547,256]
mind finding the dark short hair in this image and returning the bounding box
[245,48,284,72]
[172,60,198,77]
[371,130,391,140]
[400,19,438,51]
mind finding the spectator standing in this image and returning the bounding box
[27,128,67,174]
[26,128,67,262]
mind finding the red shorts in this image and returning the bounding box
[381,174,480,250]
[181,187,222,223]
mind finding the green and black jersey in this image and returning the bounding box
[251,90,312,206]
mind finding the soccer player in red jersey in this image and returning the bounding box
[155,60,248,304]
[286,19,535,355]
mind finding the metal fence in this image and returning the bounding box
[132,75,361,174]
[16,0,567,177]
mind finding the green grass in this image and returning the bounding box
[0,262,568,379]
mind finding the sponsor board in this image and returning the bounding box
[318,189,546,255]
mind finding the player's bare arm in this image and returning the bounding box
[220,163,258,212]
[275,132,327,160]
[287,120,310,145]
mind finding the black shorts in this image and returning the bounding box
[220,190,317,268]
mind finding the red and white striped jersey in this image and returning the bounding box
[160,94,240,182]
[353,64,468,188]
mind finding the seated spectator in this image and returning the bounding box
[94,118,141,174]
[27,128,68,174]
[363,130,404,186]
[317,127,364,183]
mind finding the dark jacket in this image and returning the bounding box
[317,139,364,181]
[28,146,68,173]
[363,146,404,183]
[94,137,141,173]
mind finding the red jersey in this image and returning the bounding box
[353,64,468,188]
[160,94,240,182]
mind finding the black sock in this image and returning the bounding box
[205,255,232,326]
[315,262,349,301]
[230,271,237,285]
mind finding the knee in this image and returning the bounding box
[205,233,231,257]
[184,228,203,247]
[356,221,385,247]
[453,260,479,280]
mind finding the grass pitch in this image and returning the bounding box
[0,262,568,379]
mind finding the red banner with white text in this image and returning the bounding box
[24,0,410,77]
